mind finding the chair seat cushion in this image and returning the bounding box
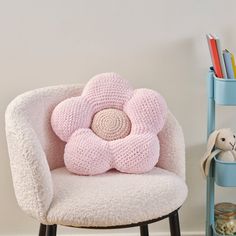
[46,167,188,227]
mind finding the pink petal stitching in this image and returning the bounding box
[64,129,112,176]
[82,73,133,112]
[51,96,94,142]
[110,133,160,174]
[124,88,167,135]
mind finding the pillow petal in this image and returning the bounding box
[82,73,133,111]
[110,133,160,174]
[124,88,167,134]
[51,96,94,142]
[64,129,112,175]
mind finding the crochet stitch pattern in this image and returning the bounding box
[51,73,167,175]
[91,108,131,141]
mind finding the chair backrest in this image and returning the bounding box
[6,84,83,170]
[6,84,185,178]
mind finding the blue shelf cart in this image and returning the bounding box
[206,67,236,236]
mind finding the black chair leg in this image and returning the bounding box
[140,224,149,236]
[46,225,57,236]
[39,224,46,236]
[169,210,181,236]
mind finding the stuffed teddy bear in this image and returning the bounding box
[200,128,236,177]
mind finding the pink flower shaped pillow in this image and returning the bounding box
[51,73,167,175]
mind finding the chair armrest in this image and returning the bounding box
[5,98,53,223]
[158,111,185,180]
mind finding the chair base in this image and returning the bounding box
[169,210,181,236]
[39,224,46,236]
[39,209,181,236]
[140,224,149,236]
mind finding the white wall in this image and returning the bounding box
[1,0,236,235]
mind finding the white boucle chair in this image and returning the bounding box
[5,84,188,236]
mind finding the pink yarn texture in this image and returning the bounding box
[51,73,167,175]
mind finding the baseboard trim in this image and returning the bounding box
[73,233,204,236]
[7,231,204,236]
[61,233,204,236]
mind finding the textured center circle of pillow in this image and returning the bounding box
[91,108,131,141]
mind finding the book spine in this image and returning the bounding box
[208,38,223,78]
[206,35,214,68]
[231,53,236,79]
[215,38,227,78]
[223,50,235,79]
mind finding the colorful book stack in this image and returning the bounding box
[206,34,236,79]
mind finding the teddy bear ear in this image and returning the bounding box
[124,88,167,134]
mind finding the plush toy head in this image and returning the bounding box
[200,128,236,177]
[214,129,236,151]
[208,128,236,152]
[51,73,167,175]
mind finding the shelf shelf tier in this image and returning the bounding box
[206,68,216,236]
[206,68,236,236]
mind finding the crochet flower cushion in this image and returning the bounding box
[51,73,167,175]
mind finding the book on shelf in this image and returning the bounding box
[206,34,236,79]
[213,34,227,78]
[206,34,223,78]
[223,49,235,79]
[231,53,236,78]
